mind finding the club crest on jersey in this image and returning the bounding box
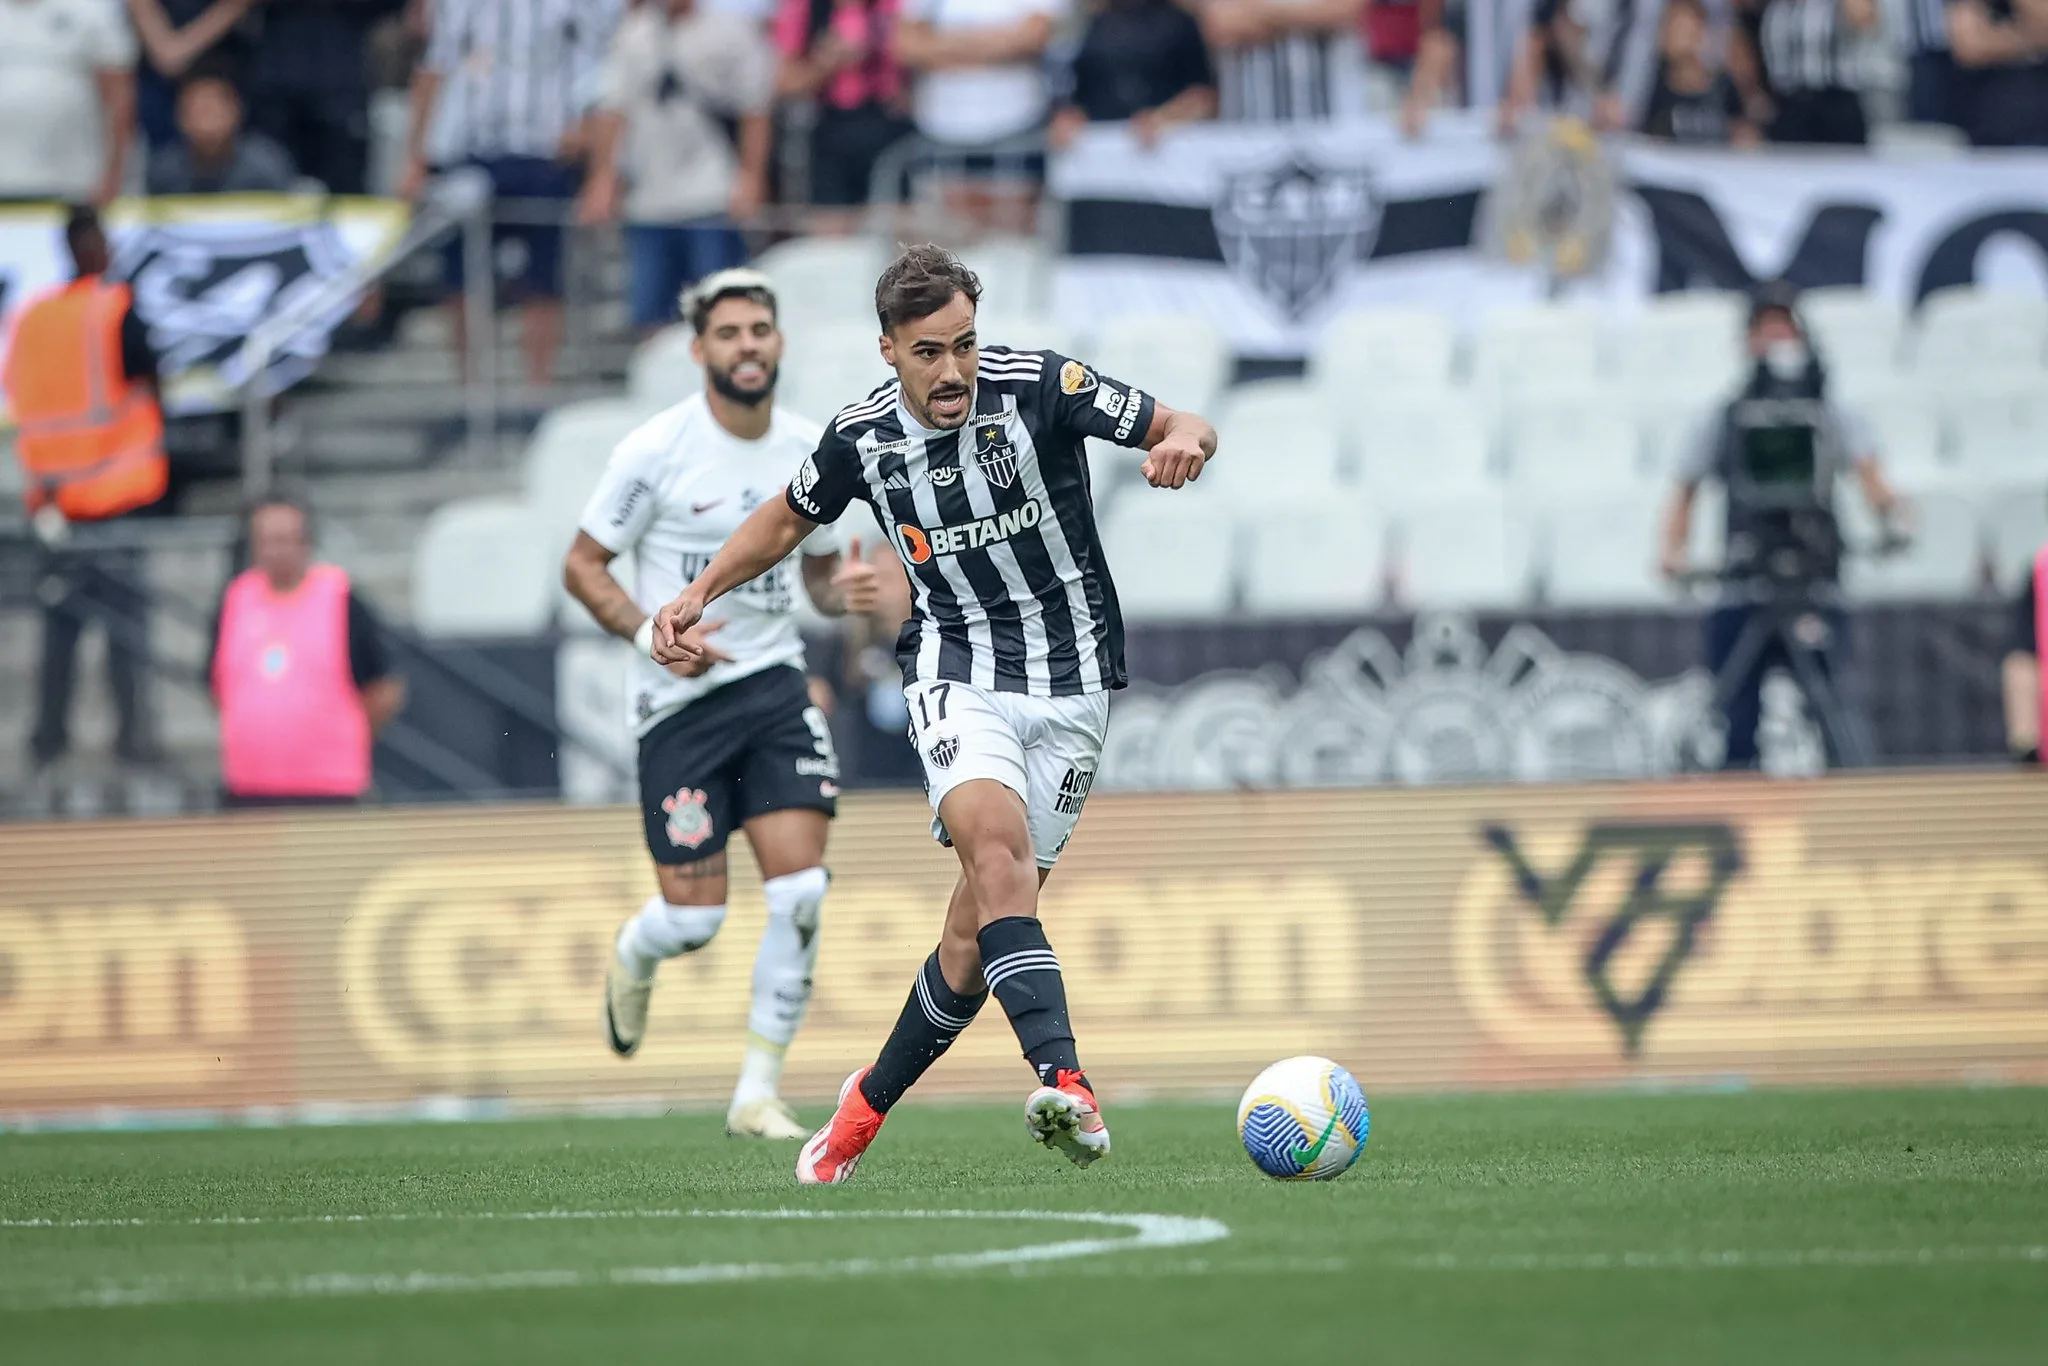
[975,422,1019,489]
[661,787,714,848]
[927,736,960,770]
[1059,360,1097,396]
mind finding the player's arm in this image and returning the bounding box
[562,532,646,639]
[800,537,896,619]
[653,498,814,660]
[1136,404,1217,490]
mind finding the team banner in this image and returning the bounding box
[0,196,409,424]
[1051,112,2048,357]
[4,775,2046,1122]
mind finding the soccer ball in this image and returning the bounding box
[1237,1055,1371,1181]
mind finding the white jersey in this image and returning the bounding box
[579,394,840,735]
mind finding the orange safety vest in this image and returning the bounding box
[4,277,166,521]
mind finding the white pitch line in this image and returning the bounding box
[1401,1246,2048,1272]
[0,1209,1231,1311]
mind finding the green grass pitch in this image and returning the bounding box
[3,1088,2045,1364]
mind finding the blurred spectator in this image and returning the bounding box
[773,0,913,231]
[247,0,407,195]
[1946,0,2048,146]
[1641,0,1758,142]
[147,65,299,193]
[209,494,405,808]
[1499,0,1670,133]
[0,0,137,204]
[1050,0,1219,150]
[1901,0,1961,125]
[579,0,773,333]
[399,0,624,386]
[895,0,1064,231]
[1365,0,1424,70]
[2005,510,2044,763]
[1753,0,1882,144]
[126,0,257,150]
[5,208,167,769]
[1201,0,1373,121]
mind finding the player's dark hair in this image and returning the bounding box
[686,269,778,335]
[875,244,982,333]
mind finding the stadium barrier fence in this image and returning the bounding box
[3,771,2046,1122]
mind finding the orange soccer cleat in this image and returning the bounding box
[796,1068,887,1185]
[1025,1069,1111,1168]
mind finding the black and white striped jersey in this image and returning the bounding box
[785,347,1159,697]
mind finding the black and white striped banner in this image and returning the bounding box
[1050,114,2048,359]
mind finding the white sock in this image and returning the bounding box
[731,866,827,1108]
[616,897,727,982]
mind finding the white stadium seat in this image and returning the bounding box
[1208,381,1345,495]
[1098,497,1237,620]
[752,236,889,329]
[1946,385,2048,480]
[1633,389,1717,480]
[1355,394,1493,498]
[977,314,1078,357]
[781,320,893,425]
[1389,488,1533,609]
[1091,313,1231,419]
[956,236,1051,316]
[1608,292,1746,401]
[1855,390,1947,483]
[1538,488,1671,607]
[1797,287,1905,393]
[1469,304,1601,404]
[1503,390,1644,489]
[1912,286,2048,381]
[1309,308,1457,399]
[413,496,554,636]
[1239,495,1385,615]
[626,326,702,405]
[1841,488,1981,600]
[1981,484,2048,591]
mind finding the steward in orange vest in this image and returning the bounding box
[5,207,166,522]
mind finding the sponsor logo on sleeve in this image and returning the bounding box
[1093,387,1126,419]
[788,454,824,516]
[1059,360,1098,395]
[610,479,652,527]
[1114,390,1145,442]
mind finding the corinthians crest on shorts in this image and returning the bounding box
[662,786,714,847]
[1213,156,1379,321]
[973,420,1019,489]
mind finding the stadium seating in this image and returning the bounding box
[626,327,702,405]
[1239,495,1384,615]
[1389,489,1532,609]
[1633,390,1715,480]
[1607,292,1746,401]
[1840,487,1982,599]
[781,320,894,424]
[413,496,555,636]
[1504,391,1644,489]
[1098,497,1237,619]
[1469,304,1602,406]
[1308,308,1458,400]
[752,236,890,329]
[1091,314,1231,420]
[1980,484,2048,591]
[1208,381,1345,496]
[1912,286,2048,386]
[978,314,1079,357]
[957,237,1052,317]
[1539,488,1670,607]
[1946,384,2048,480]
[1798,287,1905,393]
[1856,390,1948,484]
[1354,394,1492,497]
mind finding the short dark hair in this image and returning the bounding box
[178,54,241,99]
[246,487,314,537]
[63,205,103,262]
[875,244,982,333]
[685,267,778,335]
[1747,278,1803,329]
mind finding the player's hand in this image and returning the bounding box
[652,592,707,663]
[1658,545,1689,582]
[1142,432,1209,490]
[396,154,429,203]
[664,620,733,678]
[831,537,886,615]
[575,173,621,226]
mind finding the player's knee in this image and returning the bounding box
[762,865,828,935]
[642,900,728,955]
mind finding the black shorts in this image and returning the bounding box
[811,106,914,208]
[637,665,838,866]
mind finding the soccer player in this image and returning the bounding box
[563,268,887,1140]
[652,244,1216,1183]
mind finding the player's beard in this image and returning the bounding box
[708,360,778,408]
[920,381,972,429]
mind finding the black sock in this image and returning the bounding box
[978,916,1087,1090]
[859,951,987,1113]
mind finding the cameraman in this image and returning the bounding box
[1656,282,1904,770]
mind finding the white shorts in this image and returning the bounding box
[905,679,1110,868]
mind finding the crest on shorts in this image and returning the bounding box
[1059,360,1097,396]
[927,736,960,771]
[974,422,1019,489]
[1213,156,1379,321]
[661,786,714,848]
